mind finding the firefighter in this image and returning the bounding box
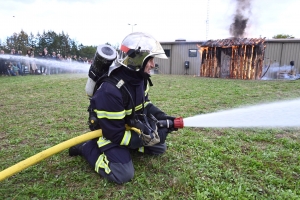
[69,32,177,184]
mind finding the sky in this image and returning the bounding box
[0,0,299,47]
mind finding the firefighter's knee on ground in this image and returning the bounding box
[144,142,167,155]
[99,161,134,184]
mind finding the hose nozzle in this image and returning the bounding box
[157,117,184,129]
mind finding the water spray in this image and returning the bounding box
[0,54,90,74]
[183,98,300,128]
[159,98,300,129]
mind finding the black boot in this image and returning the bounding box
[69,142,86,157]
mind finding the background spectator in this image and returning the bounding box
[41,48,50,75]
[0,50,6,76]
[7,62,16,76]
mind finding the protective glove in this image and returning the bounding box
[157,127,169,144]
[140,124,160,146]
[129,114,160,147]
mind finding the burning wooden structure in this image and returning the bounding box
[198,38,266,79]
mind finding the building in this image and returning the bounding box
[263,39,300,79]
[156,39,300,79]
[198,38,266,80]
[154,39,204,76]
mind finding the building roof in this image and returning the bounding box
[159,40,204,45]
[160,38,300,46]
[200,38,266,47]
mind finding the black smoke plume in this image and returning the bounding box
[229,0,252,38]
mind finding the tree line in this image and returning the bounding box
[0,30,113,59]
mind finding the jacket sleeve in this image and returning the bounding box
[144,103,167,120]
[91,82,143,149]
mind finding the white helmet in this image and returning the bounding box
[117,32,167,71]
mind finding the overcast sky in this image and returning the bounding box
[0,0,299,46]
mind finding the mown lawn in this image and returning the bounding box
[0,74,299,199]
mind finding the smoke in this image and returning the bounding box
[229,0,252,38]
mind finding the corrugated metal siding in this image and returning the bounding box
[155,42,201,75]
[171,43,200,75]
[281,43,300,68]
[264,43,282,64]
[264,41,300,74]
[154,44,171,74]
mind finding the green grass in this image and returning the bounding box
[0,74,299,199]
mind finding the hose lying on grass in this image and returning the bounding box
[0,130,103,182]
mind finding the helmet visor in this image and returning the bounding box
[120,32,167,70]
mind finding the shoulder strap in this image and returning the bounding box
[101,76,131,108]
[92,74,136,121]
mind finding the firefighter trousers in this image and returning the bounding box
[81,139,166,184]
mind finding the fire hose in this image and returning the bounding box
[0,117,184,182]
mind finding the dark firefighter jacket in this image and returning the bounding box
[90,66,163,153]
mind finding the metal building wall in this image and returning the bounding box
[264,39,300,73]
[154,44,171,74]
[171,43,201,75]
[155,42,202,75]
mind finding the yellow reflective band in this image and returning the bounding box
[138,146,144,153]
[97,137,111,148]
[125,108,132,116]
[145,83,150,96]
[95,153,111,174]
[125,102,148,115]
[135,103,143,111]
[95,109,125,119]
[120,130,131,146]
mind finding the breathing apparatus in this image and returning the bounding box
[85,44,117,97]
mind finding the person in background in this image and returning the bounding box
[10,49,23,75]
[10,48,16,55]
[51,51,57,74]
[83,57,89,64]
[23,54,31,75]
[66,55,72,62]
[289,61,296,76]
[56,53,63,73]
[0,50,6,76]
[72,55,78,62]
[41,48,50,75]
[6,62,16,76]
[12,62,20,76]
[25,50,33,74]
[9,49,18,75]
[30,54,38,74]
[65,55,72,73]
[17,50,24,75]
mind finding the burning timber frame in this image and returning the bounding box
[198,38,266,79]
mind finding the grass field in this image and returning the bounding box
[0,74,299,199]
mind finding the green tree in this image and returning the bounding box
[272,34,295,39]
[69,40,79,57]
[28,32,37,53]
[5,30,29,54]
[2,29,104,59]
[79,45,97,59]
